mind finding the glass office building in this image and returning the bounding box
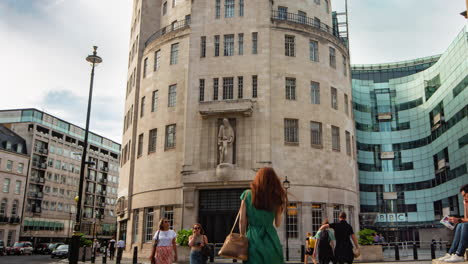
[352,26,468,242]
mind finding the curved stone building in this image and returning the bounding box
[353,27,468,242]
[118,0,358,256]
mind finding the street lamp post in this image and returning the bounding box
[282,176,290,261]
[69,46,102,264]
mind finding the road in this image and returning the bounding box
[0,254,60,264]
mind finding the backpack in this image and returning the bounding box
[318,230,333,258]
[308,237,316,248]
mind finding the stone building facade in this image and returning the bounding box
[0,109,120,243]
[0,125,29,246]
[119,0,358,258]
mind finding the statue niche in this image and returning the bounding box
[217,118,236,164]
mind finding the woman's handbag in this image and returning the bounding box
[151,231,160,264]
[201,244,211,258]
[353,247,361,258]
[218,194,248,261]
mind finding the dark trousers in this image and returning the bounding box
[109,248,115,260]
[116,248,124,263]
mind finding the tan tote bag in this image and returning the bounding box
[218,194,249,261]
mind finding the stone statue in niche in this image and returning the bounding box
[217,118,235,164]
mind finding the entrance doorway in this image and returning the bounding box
[198,189,245,243]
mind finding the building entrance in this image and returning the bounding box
[198,189,245,243]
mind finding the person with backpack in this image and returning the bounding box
[313,219,335,264]
[304,232,317,264]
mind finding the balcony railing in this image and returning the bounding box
[34,147,48,155]
[32,161,47,170]
[145,19,191,47]
[0,215,9,223]
[271,10,345,44]
[10,216,20,224]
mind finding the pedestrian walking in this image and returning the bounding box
[109,236,116,260]
[313,219,335,264]
[304,232,317,264]
[116,238,125,263]
[319,212,359,264]
[188,223,209,264]
[149,218,178,264]
[239,167,287,264]
[93,239,101,257]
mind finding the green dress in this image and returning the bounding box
[241,190,284,264]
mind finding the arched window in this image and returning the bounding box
[0,198,7,215]
[11,200,18,216]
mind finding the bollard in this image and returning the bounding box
[82,246,87,262]
[394,244,400,260]
[102,246,107,264]
[431,243,436,260]
[209,244,214,263]
[133,246,138,264]
[413,243,418,260]
[301,245,305,262]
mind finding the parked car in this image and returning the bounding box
[34,243,49,254]
[0,240,5,256]
[12,242,33,255]
[5,245,13,255]
[46,243,64,254]
[51,245,69,259]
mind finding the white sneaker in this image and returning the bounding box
[437,253,452,261]
[445,254,465,262]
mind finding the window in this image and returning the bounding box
[172,0,176,7]
[11,200,18,216]
[137,133,144,157]
[215,0,221,19]
[144,208,154,242]
[143,58,148,78]
[325,0,329,13]
[168,84,177,107]
[132,209,139,243]
[298,11,307,24]
[309,40,319,62]
[311,81,320,104]
[310,121,322,147]
[200,36,206,58]
[161,206,174,229]
[6,160,12,171]
[252,75,258,98]
[285,35,295,57]
[284,119,299,144]
[225,0,234,18]
[345,131,351,156]
[344,94,349,115]
[0,199,6,215]
[148,129,157,154]
[185,14,191,24]
[252,32,258,54]
[170,43,179,65]
[223,77,234,99]
[3,178,10,193]
[239,0,244,16]
[314,17,321,28]
[151,90,159,112]
[331,87,338,110]
[333,205,342,223]
[311,204,324,236]
[238,76,243,99]
[331,126,340,151]
[286,203,298,238]
[214,35,220,56]
[224,34,234,56]
[7,230,14,247]
[278,6,288,20]
[329,47,336,68]
[154,50,161,71]
[199,79,205,102]
[165,124,176,149]
[285,78,296,100]
[314,0,320,4]
[17,163,24,174]
[343,55,347,76]
[163,2,167,15]
[140,96,145,117]
[15,181,21,195]
[238,33,244,55]
[213,78,219,100]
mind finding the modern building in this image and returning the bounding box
[0,109,121,243]
[0,125,29,246]
[352,26,468,242]
[118,0,358,258]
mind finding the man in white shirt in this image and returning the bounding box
[116,238,125,264]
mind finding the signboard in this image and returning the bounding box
[381,151,395,160]
[377,213,407,222]
[378,113,392,120]
[438,159,448,170]
[383,192,397,200]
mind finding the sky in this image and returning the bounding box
[0,0,466,144]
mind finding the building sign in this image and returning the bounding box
[378,113,392,120]
[380,151,395,160]
[383,192,397,200]
[377,213,407,222]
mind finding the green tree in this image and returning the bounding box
[176,229,193,246]
[357,228,376,245]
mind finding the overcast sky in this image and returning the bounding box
[0,0,466,144]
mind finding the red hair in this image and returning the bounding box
[250,167,286,212]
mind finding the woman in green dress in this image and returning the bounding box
[239,167,287,264]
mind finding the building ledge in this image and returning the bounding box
[199,99,254,117]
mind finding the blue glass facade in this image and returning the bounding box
[352,27,468,241]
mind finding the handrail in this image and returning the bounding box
[145,19,191,47]
[271,10,345,44]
